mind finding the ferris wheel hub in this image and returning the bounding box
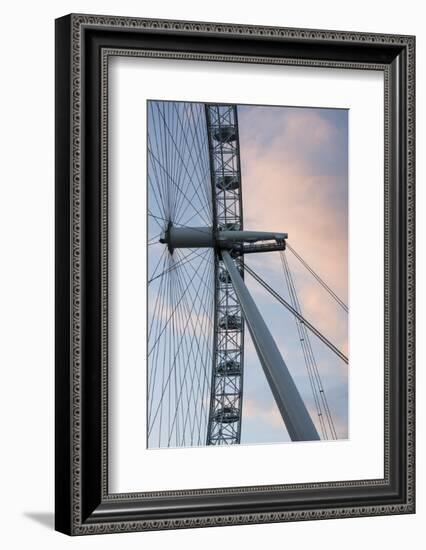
[161,223,287,253]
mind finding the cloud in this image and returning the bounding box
[243,397,284,428]
[237,106,349,442]
[240,106,348,346]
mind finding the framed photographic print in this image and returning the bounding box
[55,14,415,535]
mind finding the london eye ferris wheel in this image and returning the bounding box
[147,101,348,449]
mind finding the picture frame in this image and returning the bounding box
[55,13,415,535]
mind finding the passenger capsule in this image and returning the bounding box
[218,314,242,331]
[213,406,240,423]
[219,269,231,284]
[216,175,240,191]
[213,126,237,143]
[216,359,241,376]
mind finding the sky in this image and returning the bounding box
[237,104,348,443]
[146,100,349,447]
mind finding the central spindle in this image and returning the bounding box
[160,223,287,253]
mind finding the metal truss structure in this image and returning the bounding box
[205,104,245,445]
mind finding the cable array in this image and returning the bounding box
[287,243,348,313]
[147,101,214,448]
[280,251,337,439]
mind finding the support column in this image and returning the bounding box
[222,251,320,441]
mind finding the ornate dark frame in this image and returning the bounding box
[55,13,415,535]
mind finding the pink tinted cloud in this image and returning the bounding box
[240,107,348,353]
[243,396,284,428]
